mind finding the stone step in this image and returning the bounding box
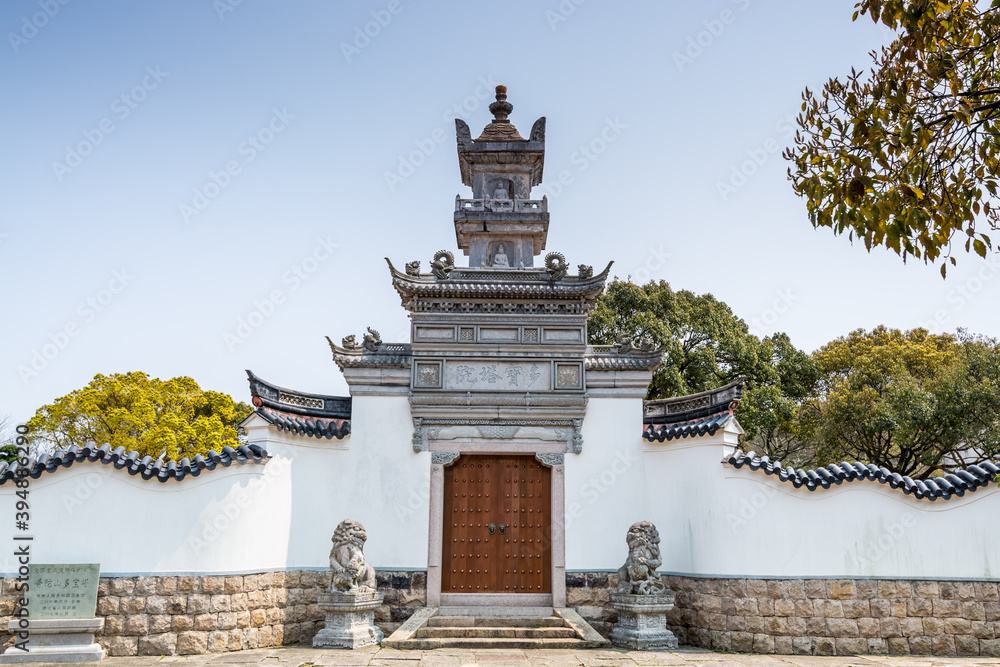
[437,605,554,617]
[380,606,612,650]
[382,637,606,650]
[426,615,565,628]
[415,626,579,639]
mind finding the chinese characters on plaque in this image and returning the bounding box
[26,564,101,619]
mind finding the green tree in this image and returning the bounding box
[785,0,1000,275]
[588,280,818,458]
[798,327,1000,477]
[0,416,19,464]
[27,372,253,461]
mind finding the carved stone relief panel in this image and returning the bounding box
[555,362,583,390]
[414,361,443,388]
[431,451,461,466]
[411,419,585,454]
[534,452,565,467]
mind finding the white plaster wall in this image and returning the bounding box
[5,393,999,580]
[263,395,429,572]
[565,397,646,571]
[641,422,1000,580]
[0,395,428,576]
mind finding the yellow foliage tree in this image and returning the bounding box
[27,372,253,461]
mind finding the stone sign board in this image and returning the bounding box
[26,564,100,619]
[444,360,551,391]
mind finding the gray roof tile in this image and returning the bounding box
[0,443,268,485]
[725,449,1000,501]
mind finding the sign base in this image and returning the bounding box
[0,619,105,663]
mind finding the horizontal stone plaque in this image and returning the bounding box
[414,326,455,342]
[26,564,100,620]
[542,328,583,343]
[479,327,519,342]
[444,360,550,391]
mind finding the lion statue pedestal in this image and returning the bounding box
[313,590,384,649]
[609,521,679,650]
[312,520,385,649]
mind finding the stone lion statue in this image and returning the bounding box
[328,519,377,593]
[616,521,666,595]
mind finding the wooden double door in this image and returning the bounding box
[442,454,551,594]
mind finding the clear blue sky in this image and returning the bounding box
[2,1,998,424]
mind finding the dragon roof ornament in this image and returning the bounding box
[326,335,412,371]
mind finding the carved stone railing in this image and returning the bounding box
[454,196,548,213]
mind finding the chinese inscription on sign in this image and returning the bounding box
[445,361,551,391]
[26,564,100,619]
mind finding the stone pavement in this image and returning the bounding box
[21,647,1000,667]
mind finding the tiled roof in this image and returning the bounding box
[475,121,525,142]
[643,379,743,425]
[326,342,412,371]
[386,259,613,302]
[0,443,268,485]
[247,370,351,418]
[643,413,733,442]
[253,407,350,440]
[726,449,1000,501]
[585,345,664,371]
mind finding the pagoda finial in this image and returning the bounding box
[489,85,513,123]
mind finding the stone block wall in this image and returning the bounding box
[0,570,425,656]
[4,570,998,656]
[566,572,1000,656]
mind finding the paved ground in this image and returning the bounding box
[37,647,1000,667]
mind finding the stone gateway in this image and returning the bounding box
[0,85,998,657]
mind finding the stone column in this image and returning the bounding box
[427,452,459,607]
[536,452,567,607]
[551,462,567,607]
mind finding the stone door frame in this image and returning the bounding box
[427,446,566,608]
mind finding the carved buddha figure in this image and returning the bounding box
[492,244,510,268]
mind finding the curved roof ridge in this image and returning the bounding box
[0,442,269,485]
[643,378,744,425]
[246,370,352,419]
[725,449,1000,501]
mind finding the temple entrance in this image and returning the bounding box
[441,454,551,594]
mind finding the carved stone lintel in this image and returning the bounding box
[534,452,564,468]
[431,451,461,467]
[476,425,520,439]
